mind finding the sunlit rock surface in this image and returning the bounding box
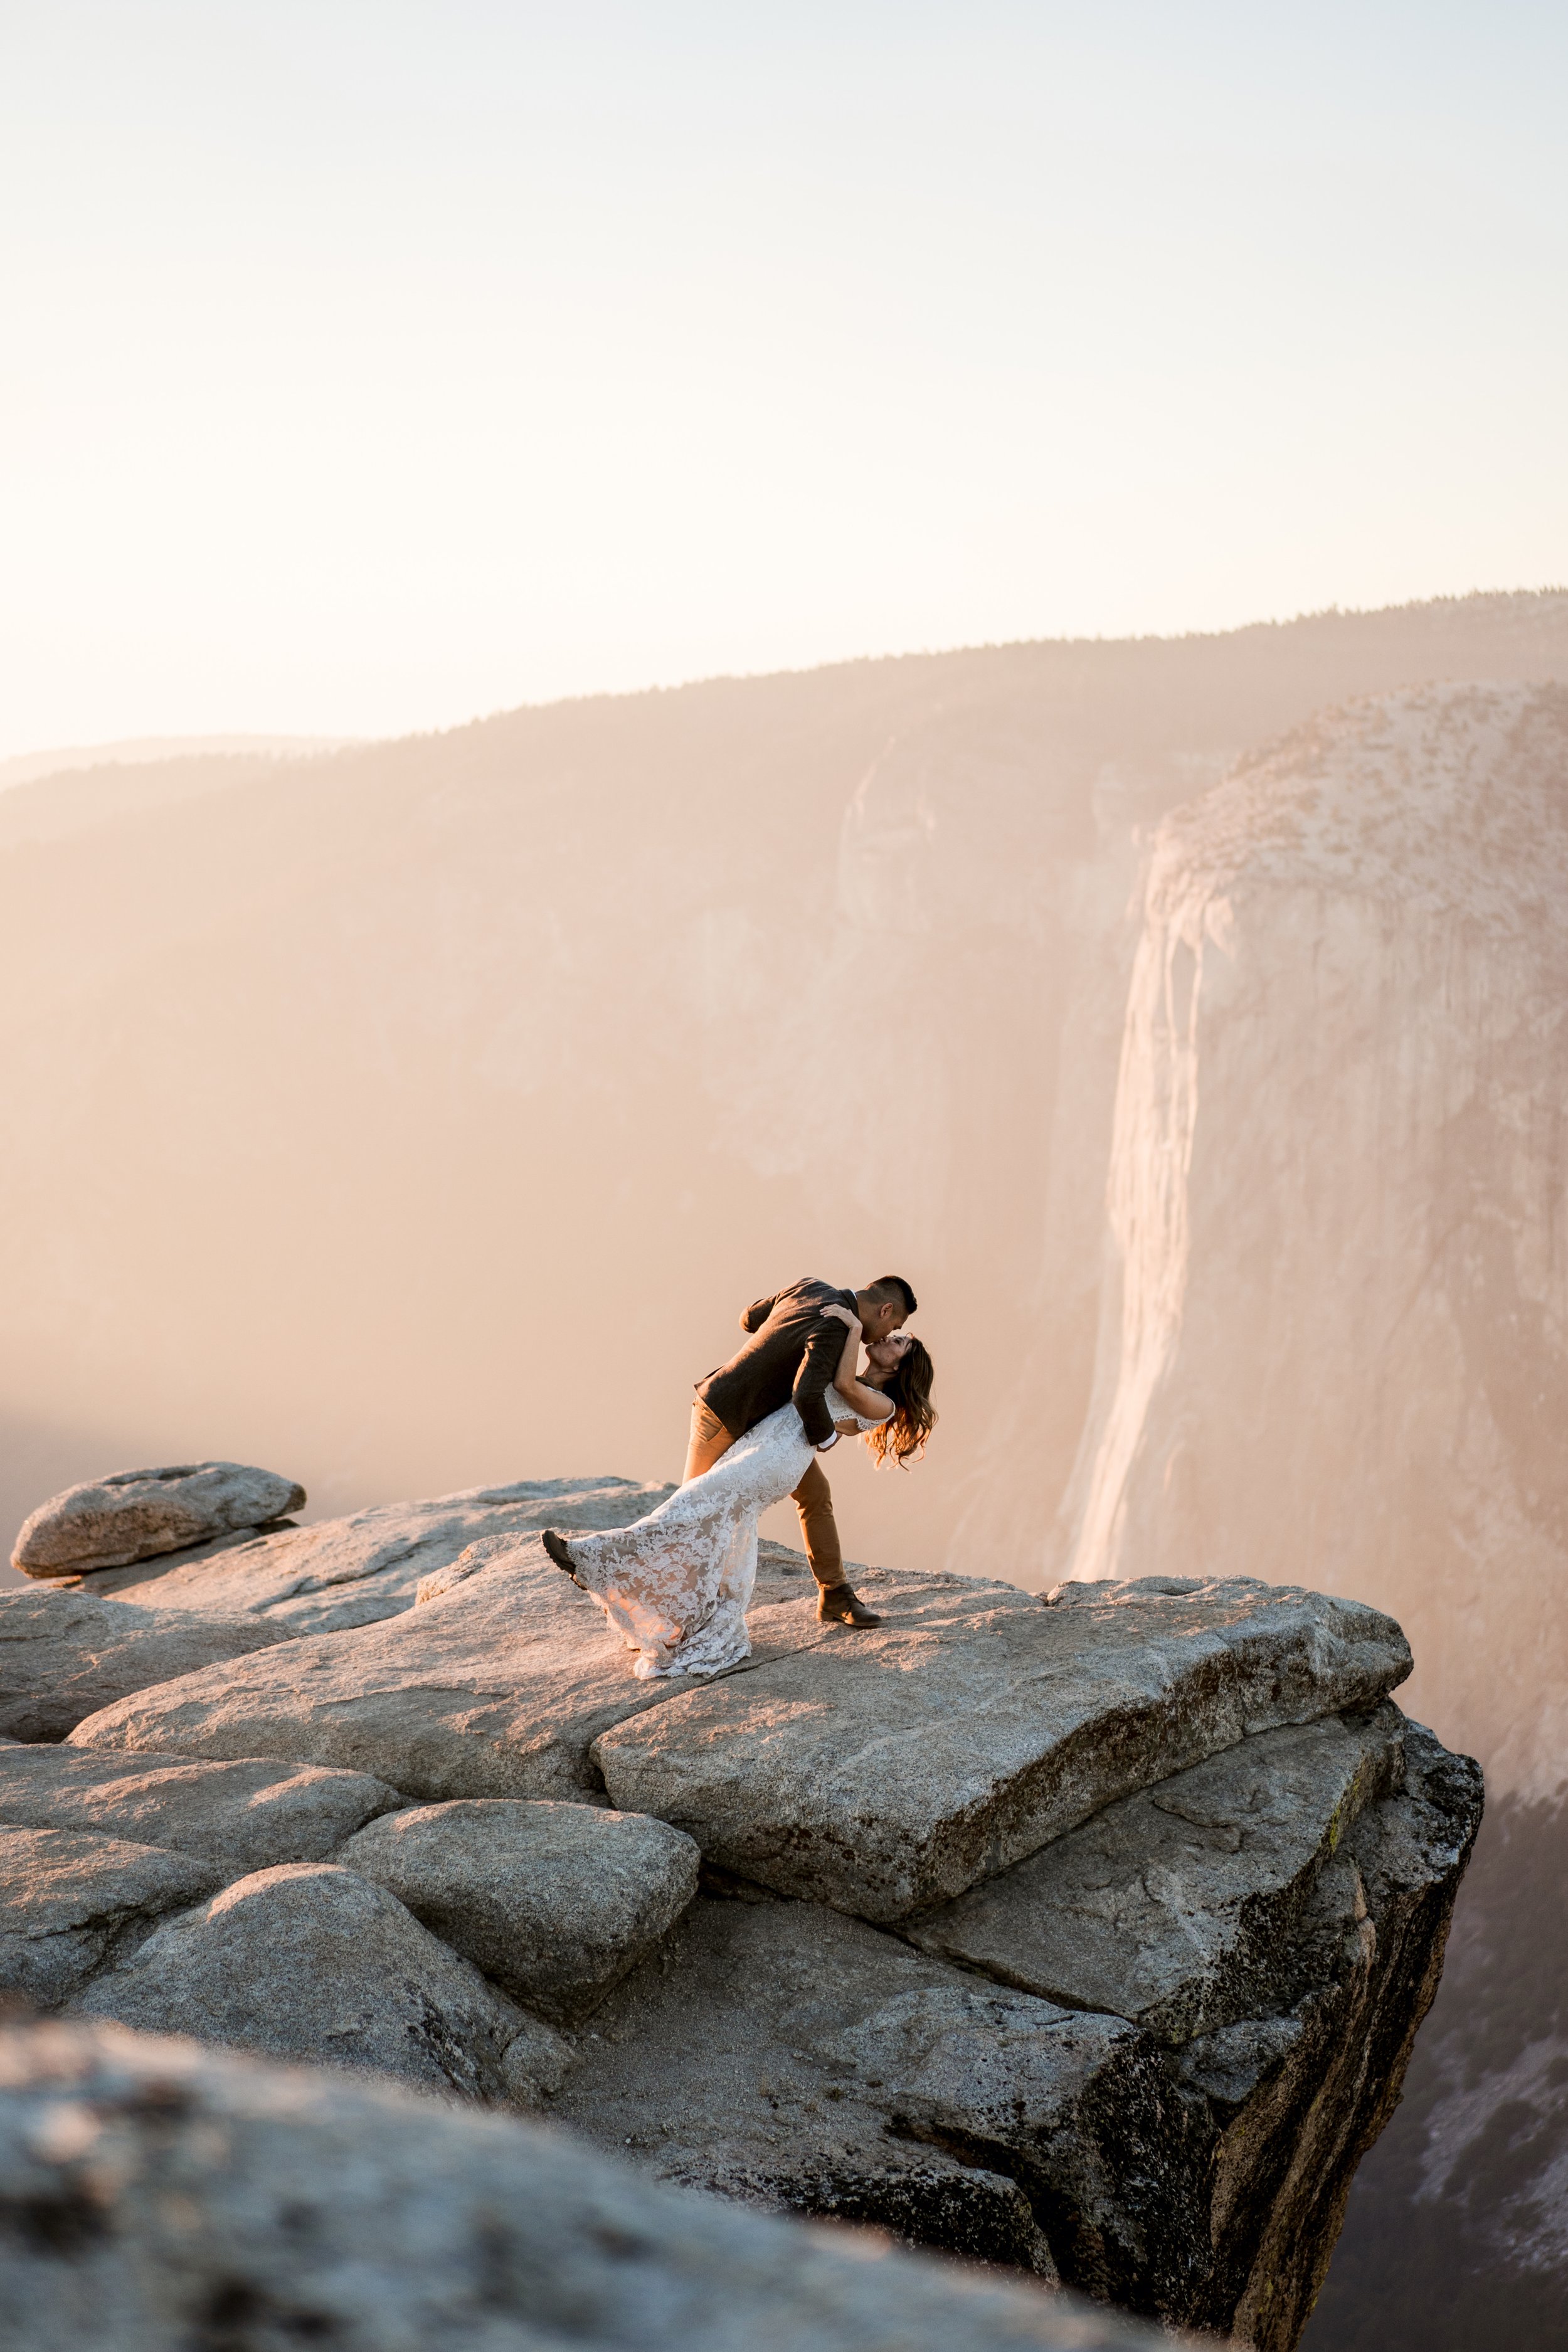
[339,1797,701,2023]
[68,1565,1411,1924]
[556,1715,1480,2346]
[0,1587,290,1742]
[62,1540,830,1798]
[77,1860,571,2106]
[66,1545,743,1798]
[0,1744,403,1871]
[591,1573,1412,1919]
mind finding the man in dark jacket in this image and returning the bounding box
[686,1275,916,1627]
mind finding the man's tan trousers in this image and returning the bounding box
[682,1399,844,1588]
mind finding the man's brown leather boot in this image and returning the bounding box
[817,1581,882,1628]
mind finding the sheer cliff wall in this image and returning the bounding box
[1010,679,1568,2346]
[1046,682,1568,1802]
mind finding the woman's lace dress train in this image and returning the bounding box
[564,1402,822,1678]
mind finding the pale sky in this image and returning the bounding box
[2,1,1564,756]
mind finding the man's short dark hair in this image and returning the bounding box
[867,1274,918,1316]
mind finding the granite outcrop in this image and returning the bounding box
[338,1797,701,2023]
[0,1826,223,2010]
[60,1535,825,1800]
[0,1478,1481,2350]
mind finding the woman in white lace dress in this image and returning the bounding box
[542,1308,936,1680]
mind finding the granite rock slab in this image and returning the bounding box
[78,1861,569,2107]
[0,1825,223,2009]
[553,1888,1179,2308]
[906,1702,1407,2040]
[65,1476,677,1633]
[0,1587,292,1742]
[13,1462,305,1576]
[341,1797,699,2024]
[0,2017,1166,2352]
[0,1744,405,1872]
[68,1549,829,1799]
[591,1573,1413,1920]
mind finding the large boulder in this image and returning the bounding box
[906,1702,1406,2041]
[340,1798,701,2023]
[0,2016,1163,2352]
[13,1461,305,1577]
[0,1587,292,1742]
[0,1825,222,2008]
[590,1573,1412,1920]
[0,1744,404,1872]
[65,1475,677,1633]
[77,1861,569,2107]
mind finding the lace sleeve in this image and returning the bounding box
[830,1399,891,1432]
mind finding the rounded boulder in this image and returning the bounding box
[12,1462,307,1577]
[78,1861,568,2106]
[341,1798,701,2025]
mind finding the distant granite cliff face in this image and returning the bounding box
[1008,682,1568,2336]
[0,1488,1481,2349]
[1052,682,1568,1803]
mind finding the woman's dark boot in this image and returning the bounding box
[541,1529,582,1584]
[817,1581,882,1628]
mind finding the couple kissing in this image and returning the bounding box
[543,1277,935,1680]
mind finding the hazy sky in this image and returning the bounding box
[3,2,1565,754]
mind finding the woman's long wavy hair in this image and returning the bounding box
[865,1336,936,1468]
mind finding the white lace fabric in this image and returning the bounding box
[567,1398,877,1678]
